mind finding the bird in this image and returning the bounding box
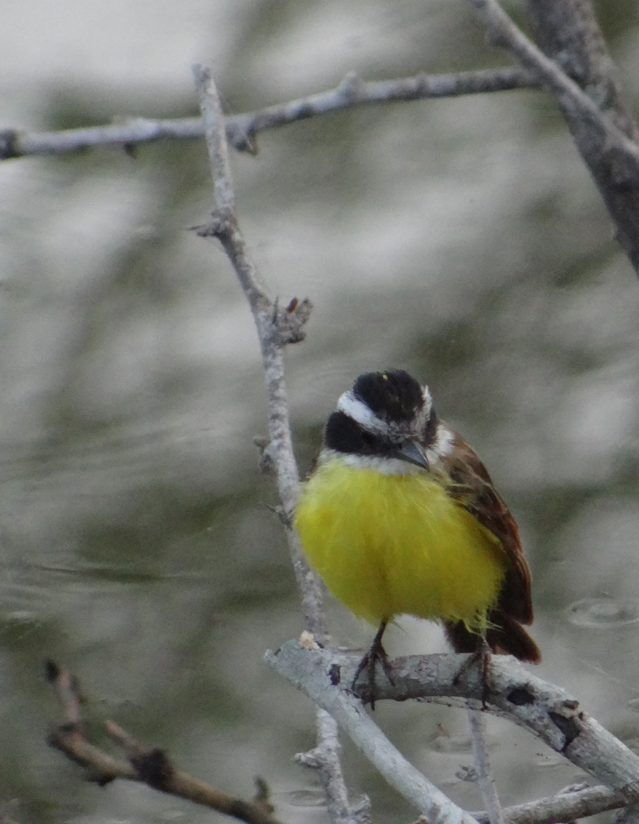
[294,369,540,703]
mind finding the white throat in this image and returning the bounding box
[320,449,425,475]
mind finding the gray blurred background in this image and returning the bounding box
[1,1,639,822]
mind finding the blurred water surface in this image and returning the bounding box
[1,1,639,822]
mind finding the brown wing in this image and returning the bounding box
[437,427,533,625]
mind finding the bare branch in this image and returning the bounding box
[465,0,636,142]
[268,641,639,814]
[267,642,481,824]
[192,64,362,824]
[49,724,136,785]
[226,66,535,152]
[465,0,639,272]
[524,0,638,138]
[296,707,371,824]
[469,782,627,824]
[46,661,281,824]
[0,119,203,160]
[195,65,235,216]
[191,63,324,639]
[468,708,506,824]
[0,66,536,161]
[105,721,278,821]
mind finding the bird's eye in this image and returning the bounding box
[359,431,381,451]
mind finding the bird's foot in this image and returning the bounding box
[454,640,492,708]
[352,626,394,710]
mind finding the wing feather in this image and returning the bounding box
[437,428,533,625]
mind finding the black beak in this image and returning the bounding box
[390,440,429,470]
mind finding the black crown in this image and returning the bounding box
[352,370,423,422]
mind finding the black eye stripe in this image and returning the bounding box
[324,412,394,456]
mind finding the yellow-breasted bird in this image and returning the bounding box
[295,370,540,699]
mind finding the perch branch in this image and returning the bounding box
[268,641,639,816]
[268,643,483,824]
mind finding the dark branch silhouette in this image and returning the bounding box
[45,660,284,824]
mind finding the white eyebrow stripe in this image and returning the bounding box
[426,423,455,463]
[337,391,387,433]
[414,385,433,430]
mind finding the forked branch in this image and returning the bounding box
[466,0,639,271]
[267,641,639,821]
[45,660,282,824]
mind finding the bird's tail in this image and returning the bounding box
[444,610,541,664]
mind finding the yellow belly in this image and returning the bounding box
[295,460,505,631]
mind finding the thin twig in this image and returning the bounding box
[191,63,361,824]
[0,66,536,161]
[296,708,371,824]
[191,62,324,638]
[468,708,505,824]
